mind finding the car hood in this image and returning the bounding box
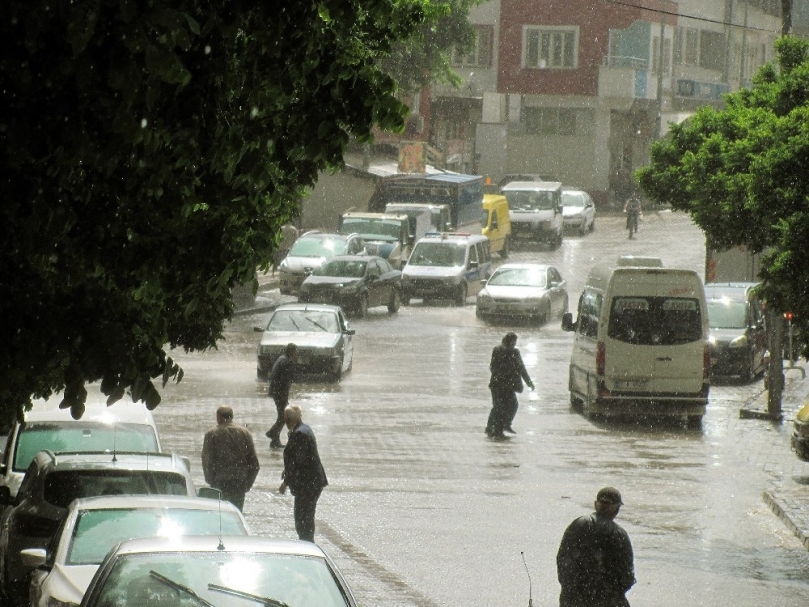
[562,206,585,217]
[39,563,98,606]
[260,331,341,348]
[302,276,360,288]
[283,256,328,273]
[482,285,549,300]
[709,327,746,344]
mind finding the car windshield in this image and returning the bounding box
[315,260,367,278]
[93,551,350,607]
[504,191,555,211]
[340,218,400,240]
[266,310,339,333]
[607,296,703,345]
[289,236,347,257]
[409,242,466,267]
[488,268,546,288]
[562,192,587,208]
[67,508,247,566]
[14,422,159,473]
[707,299,747,329]
[44,470,188,508]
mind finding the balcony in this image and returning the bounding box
[598,55,656,101]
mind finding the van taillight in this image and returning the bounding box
[703,344,711,380]
[597,341,606,376]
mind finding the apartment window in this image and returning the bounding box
[699,30,726,71]
[685,28,699,66]
[452,26,493,68]
[523,108,593,136]
[523,26,578,69]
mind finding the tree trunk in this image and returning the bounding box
[782,0,792,36]
[767,311,784,418]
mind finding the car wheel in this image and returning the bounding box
[570,393,583,411]
[387,289,401,313]
[537,304,550,326]
[454,283,467,306]
[401,292,411,306]
[500,236,510,259]
[356,293,369,318]
[589,217,596,232]
[559,296,569,319]
[687,415,703,429]
[329,357,344,382]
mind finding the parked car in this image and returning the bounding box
[0,388,161,501]
[25,495,250,607]
[476,263,568,324]
[298,255,403,317]
[278,231,366,295]
[255,303,355,381]
[705,282,768,382]
[80,535,360,607]
[561,188,596,234]
[0,451,196,605]
[481,194,511,258]
[792,401,809,461]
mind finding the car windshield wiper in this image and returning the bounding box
[303,316,329,332]
[209,583,291,607]
[150,570,215,607]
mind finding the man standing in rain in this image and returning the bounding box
[556,487,636,607]
[201,405,260,511]
[266,343,297,449]
[486,332,534,438]
[279,404,328,542]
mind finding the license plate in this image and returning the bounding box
[517,232,534,240]
[616,379,647,389]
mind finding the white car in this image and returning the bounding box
[476,263,569,324]
[25,495,250,607]
[561,188,596,235]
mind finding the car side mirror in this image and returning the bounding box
[20,548,47,570]
[561,313,576,332]
[198,486,222,500]
[254,326,264,333]
[469,260,479,269]
[492,220,499,230]
[0,486,10,506]
[345,328,356,336]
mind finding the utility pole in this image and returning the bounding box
[654,16,665,140]
[781,0,792,36]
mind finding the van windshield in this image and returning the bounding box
[504,191,555,211]
[409,242,466,267]
[607,297,703,345]
[707,299,747,329]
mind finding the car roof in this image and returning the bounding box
[704,282,759,298]
[297,231,351,241]
[501,181,563,191]
[323,255,384,263]
[26,387,158,426]
[494,263,551,272]
[417,232,488,244]
[35,451,188,473]
[107,535,328,558]
[272,303,343,313]
[67,494,242,512]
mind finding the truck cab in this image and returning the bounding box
[338,212,414,270]
[481,194,511,258]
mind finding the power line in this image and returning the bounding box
[606,0,782,34]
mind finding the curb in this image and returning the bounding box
[763,488,809,549]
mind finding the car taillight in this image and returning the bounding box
[597,341,605,376]
[703,344,711,381]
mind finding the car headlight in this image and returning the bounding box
[259,345,275,355]
[729,335,749,348]
[47,598,80,607]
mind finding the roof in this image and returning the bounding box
[704,282,759,299]
[273,303,344,313]
[417,232,488,243]
[37,451,187,472]
[106,535,328,558]
[501,181,563,191]
[322,255,385,263]
[494,263,551,271]
[27,386,158,426]
[68,494,243,512]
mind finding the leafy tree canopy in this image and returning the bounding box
[0,0,453,422]
[637,36,809,331]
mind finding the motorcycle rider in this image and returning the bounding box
[623,194,642,238]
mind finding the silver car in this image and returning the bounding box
[476,263,569,324]
[255,303,355,381]
[561,188,596,235]
[80,535,359,607]
[26,495,250,607]
[278,231,365,295]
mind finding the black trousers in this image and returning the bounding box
[267,395,288,442]
[486,387,518,434]
[294,488,322,542]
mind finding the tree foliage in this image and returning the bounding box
[637,36,809,335]
[0,0,445,422]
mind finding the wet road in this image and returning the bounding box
[155,210,809,607]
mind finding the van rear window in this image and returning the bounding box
[608,297,702,345]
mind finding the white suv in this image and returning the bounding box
[401,232,492,306]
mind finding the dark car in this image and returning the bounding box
[705,282,768,382]
[0,450,195,606]
[255,303,355,381]
[298,255,403,317]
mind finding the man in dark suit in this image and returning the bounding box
[486,332,534,438]
[279,404,328,542]
[266,343,297,449]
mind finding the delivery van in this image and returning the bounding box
[561,257,710,425]
[481,194,511,258]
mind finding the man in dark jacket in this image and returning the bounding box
[266,343,297,448]
[201,405,260,511]
[486,332,534,438]
[279,404,328,542]
[556,487,636,607]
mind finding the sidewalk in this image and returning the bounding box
[740,365,809,549]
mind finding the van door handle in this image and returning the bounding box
[656,356,672,361]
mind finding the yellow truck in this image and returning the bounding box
[481,194,511,258]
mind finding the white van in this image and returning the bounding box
[500,181,564,249]
[561,257,710,425]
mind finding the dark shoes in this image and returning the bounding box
[270,440,284,449]
[504,426,517,434]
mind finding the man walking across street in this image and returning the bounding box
[267,343,297,449]
[556,487,636,607]
[486,332,534,438]
[279,404,328,542]
[201,405,260,512]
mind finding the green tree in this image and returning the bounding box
[0,0,443,421]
